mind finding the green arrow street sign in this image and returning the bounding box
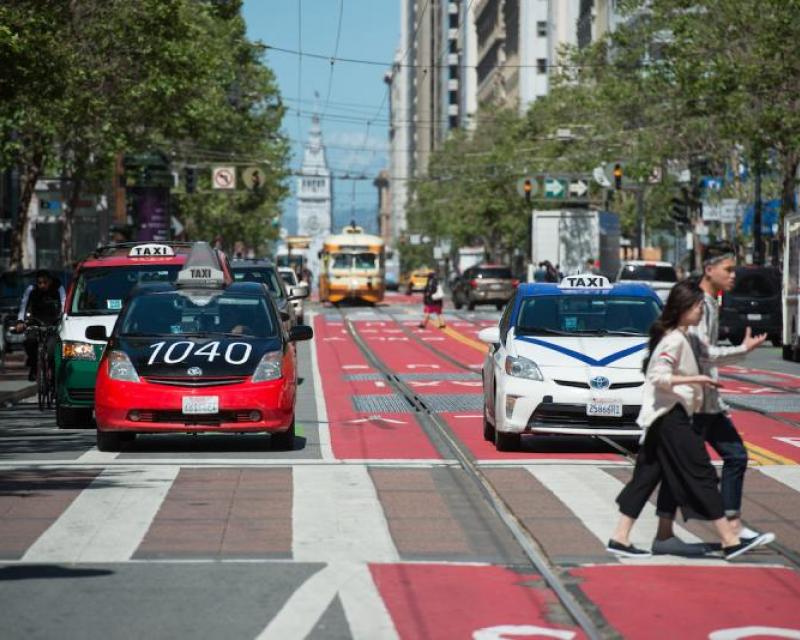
[544,178,567,199]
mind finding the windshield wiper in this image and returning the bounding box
[578,329,646,336]
[515,326,574,336]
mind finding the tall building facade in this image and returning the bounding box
[296,112,332,281]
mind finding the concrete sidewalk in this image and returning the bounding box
[0,353,36,405]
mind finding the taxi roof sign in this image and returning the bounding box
[129,243,175,257]
[176,242,226,288]
[559,273,612,289]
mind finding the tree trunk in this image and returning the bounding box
[62,172,84,268]
[9,150,44,269]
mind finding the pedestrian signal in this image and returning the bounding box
[523,179,533,203]
[185,167,197,194]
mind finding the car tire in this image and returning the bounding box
[56,400,94,429]
[467,301,476,311]
[96,429,127,452]
[771,335,781,347]
[784,345,793,361]
[483,414,495,442]
[271,419,296,450]
[495,430,520,452]
[495,303,503,311]
[454,294,463,310]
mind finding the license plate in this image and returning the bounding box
[747,313,762,321]
[490,283,503,290]
[182,396,219,414]
[586,400,623,417]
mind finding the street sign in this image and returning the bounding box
[543,178,567,199]
[242,166,264,190]
[703,198,740,223]
[568,179,588,197]
[212,166,236,190]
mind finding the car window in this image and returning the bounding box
[732,272,778,298]
[515,295,660,335]
[499,293,516,343]
[120,292,277,339]
[477,267,512,279]
[232,267,285,299]
[70,265,180,315]
[618,265,677,282]
[279,270,297,286]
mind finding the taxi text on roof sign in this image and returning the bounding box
[559,274,612,289]
[177,266,226,288]
[128,243,175,257]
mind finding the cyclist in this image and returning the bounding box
[15,270,65,381]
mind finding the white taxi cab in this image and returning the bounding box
[478,274,662,451]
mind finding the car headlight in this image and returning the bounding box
[505,355,544,381]
[62,341,97,360]
[107,350,140,382]
[252,351,282,382]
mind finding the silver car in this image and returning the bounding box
[278,267,308,324]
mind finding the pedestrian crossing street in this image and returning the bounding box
[2,462,798,566]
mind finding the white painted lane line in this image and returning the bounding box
[0,458,459,468]
[257,562,398,640]
[22,465,179,563]
[526,466,706,563]
[75,447,119,463]
[308,311,334,461]
[292,466,399,563]
[758,466,800,492]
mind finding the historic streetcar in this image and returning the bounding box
[318,224,385,304]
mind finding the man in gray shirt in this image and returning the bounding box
[652,244,774,554]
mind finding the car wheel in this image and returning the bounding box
[467,301,476,311]
[271,419,296,450]
[483,413,495,442]
[494,430,520,452]
[56,400,94,429]
[784,345,793,361]
[495,303,503,311]
[96,429,128,452]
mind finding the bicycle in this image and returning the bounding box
[24,322,58,411]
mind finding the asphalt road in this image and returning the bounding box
[2,296,800,639]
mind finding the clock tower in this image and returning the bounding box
[296,112,332,238]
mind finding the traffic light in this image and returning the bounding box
[185,167,197,194]
[671,194,690,226]
[523,178,533,203]
[613,163,623,190]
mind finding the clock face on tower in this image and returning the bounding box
[305,214,320,234]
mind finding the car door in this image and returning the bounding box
[485,294,515,420]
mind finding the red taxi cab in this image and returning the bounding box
[89,243,313,451]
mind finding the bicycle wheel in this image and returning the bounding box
[36,346,46,411]
[45,358,56,409]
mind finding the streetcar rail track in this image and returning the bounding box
[336,304,607,639]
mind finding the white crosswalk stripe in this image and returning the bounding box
[22,465,179,563]
[757,466,800,493]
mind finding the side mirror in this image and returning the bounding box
[477,326,500,345]
[290,284,309,299]
[289,325,313,342]
[85,325,108,341]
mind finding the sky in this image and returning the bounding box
[242,0,399,235]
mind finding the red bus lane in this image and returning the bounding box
[371,564,584,640]
[312,315,440,460]
[572,565,800,639]
[353,319,628,463]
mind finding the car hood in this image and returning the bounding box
[114,335,282,378]
[510,333,648,370]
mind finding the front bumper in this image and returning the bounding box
[55,346,104,407]
[95,376,294,434]
[500,375,642,437]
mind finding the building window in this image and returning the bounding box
[537,21,547,37]
[449,65,458,79]
[449,90,458,105]
[537,58,547,74]
[449,12,458,28]
[449,39,457,53]
[449,116,459,129]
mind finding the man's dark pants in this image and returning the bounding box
[656,412,749,520]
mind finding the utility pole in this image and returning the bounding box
[635,188,645,259]
[753,151,763,265]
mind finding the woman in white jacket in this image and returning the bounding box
[606,280,771,560]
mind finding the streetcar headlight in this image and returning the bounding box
[62,341,96,360]
[252,351,282,382]
[107,350,140,382]
[505,355,544,381]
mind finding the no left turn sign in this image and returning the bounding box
[212,166,236,190]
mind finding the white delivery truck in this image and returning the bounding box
[782,212,800,361]
[530,209,621,280]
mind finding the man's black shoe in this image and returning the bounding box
[606,539,652,558]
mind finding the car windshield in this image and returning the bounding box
[70,265,180,315]
[119,292,277,339]
[477,268,512,279]
[330,252,377,270]
[618,265,677,282]
[732,272,778,298]
[279,270,297,286]
[515,295,660,336]
[231,266,285,299]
